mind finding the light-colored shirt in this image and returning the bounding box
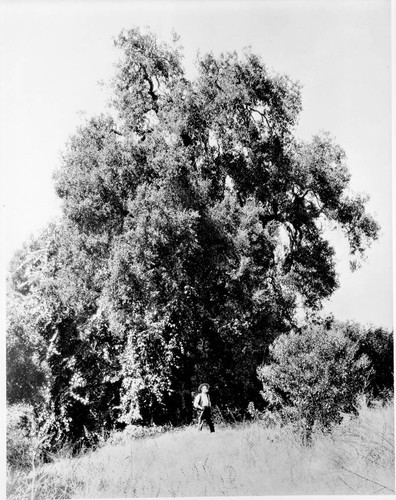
[194,392,211,409]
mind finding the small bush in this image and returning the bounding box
[7,403,60,471]
[7,404,36,470]
[258,323,371,439]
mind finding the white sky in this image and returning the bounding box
[0,0,392,328]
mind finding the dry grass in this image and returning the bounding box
[7,399,395,498]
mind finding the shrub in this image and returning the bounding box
[340,322,393,400]
[258,323,371,440]
[7,403,62,470]
[7,404,36,470]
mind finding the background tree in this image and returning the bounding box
[8,27,379,442]
[7,221,124,448]
[334,320,394,401]
[7,237,49,405]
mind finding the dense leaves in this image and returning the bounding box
[340,321,394,400]
[7,27,381,443]
[258,322,372,439]
[7,237,49,405]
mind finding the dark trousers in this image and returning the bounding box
[198,407,215,432]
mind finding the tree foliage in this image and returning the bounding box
[339,321,394,401]
[7,238,49,405]
[7,27,379,443]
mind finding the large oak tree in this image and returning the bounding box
[8,28,378,442]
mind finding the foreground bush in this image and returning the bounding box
[258,323,371,437]
[7,404,36,470]
[7,403,70,472]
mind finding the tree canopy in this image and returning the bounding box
[7,27,379,443]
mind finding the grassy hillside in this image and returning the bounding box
[7,400,394,498]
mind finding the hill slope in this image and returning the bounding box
[8,401,395,498]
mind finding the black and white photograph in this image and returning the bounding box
[1,0,394,498]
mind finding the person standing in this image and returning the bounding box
[193,383,215,432]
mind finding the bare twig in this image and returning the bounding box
[340,466,394,493]
[371,486,386,495]
[337,474,360,494]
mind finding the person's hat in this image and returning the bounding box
[198,383,210,392]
